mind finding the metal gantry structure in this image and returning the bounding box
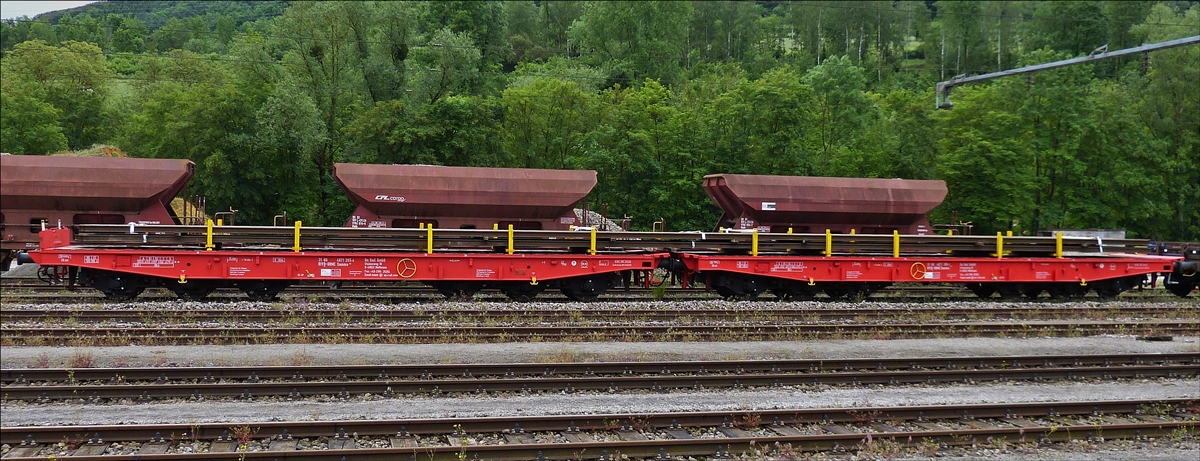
[936,35,1200,109]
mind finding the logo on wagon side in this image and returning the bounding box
[374,195,406,202]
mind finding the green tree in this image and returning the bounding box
[1026,1,1108,57]
[0,68,68,154]
[273,1,368,222]
[426,0,509,73]
[412,27,482,105]
[935,84,1037,234]
[501,77,596,169]
[1130,3,1200,239]
[583,80,678,229]
[4,40,113,149]
[703,66,817,176]
[111,16,148,53]
[568,1,692,83]
[801,55,875,174]
[871,88,939,180]
[342,96,503,167]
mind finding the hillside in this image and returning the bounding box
[35,0,285,29]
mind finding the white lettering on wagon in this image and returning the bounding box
[84,255,99,264]
[320,268,342,277]
[374,195,406,202]
[771,261,807,272]
[954,262,986,280]
[363,258,387,269]
[58,254,72,262]
[318,257,355,267]
[612,259,633,267]
[476,268,495,278]
[133,256,176,268]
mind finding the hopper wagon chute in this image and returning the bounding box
[703,174,947,235]
[0,154,194,270]
[334,163,598,231]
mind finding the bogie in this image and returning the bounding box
[81,269,147,302]
[559,274,616,302]
[169,280,217,301]
[501,282,544,302]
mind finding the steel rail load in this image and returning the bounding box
[22,223,1192,301]
[24,224,665,302]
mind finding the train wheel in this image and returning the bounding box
[237,281,290,302]
[966,283,996,298]
[169,281,216,301]
[501,283,544,302]
[560,275,614,302]
[1093,276,1141,300]
[708,274,764,301]
[431,282,482,301]
[1165,279,1197,297]
[1164,273,1197,298]
[83,270,146,302]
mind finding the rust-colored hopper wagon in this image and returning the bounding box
[0,154,194,270]
[335,163,597,231]
[703,174,948,235]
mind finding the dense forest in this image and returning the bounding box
[1,1,1196,239]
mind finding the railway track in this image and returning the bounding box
[1,398,1194,460]
[2,320,1196,346]
[4,304,1196,324]
[3,354,1195,403]
[1,277,1186,302]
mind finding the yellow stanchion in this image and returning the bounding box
[893,230,900,258]
[205,219,214,251]
[589,227,597,255]
[427,226,434,254]
[293,221,302,252]
[507,224,514,255]
[996,232,1004,259]
[1055,232,1063,258]
[824,229,832,256]
[751,230,758,257]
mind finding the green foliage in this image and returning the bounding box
[3,40,112,149]
[342,95,503,167]
[34,1,287,30]
[0,67,67,154]
[569,1,692,83]
[502,77,596,169]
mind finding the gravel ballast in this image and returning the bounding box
[3,336,1197,368]
[2,379,1196,426]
